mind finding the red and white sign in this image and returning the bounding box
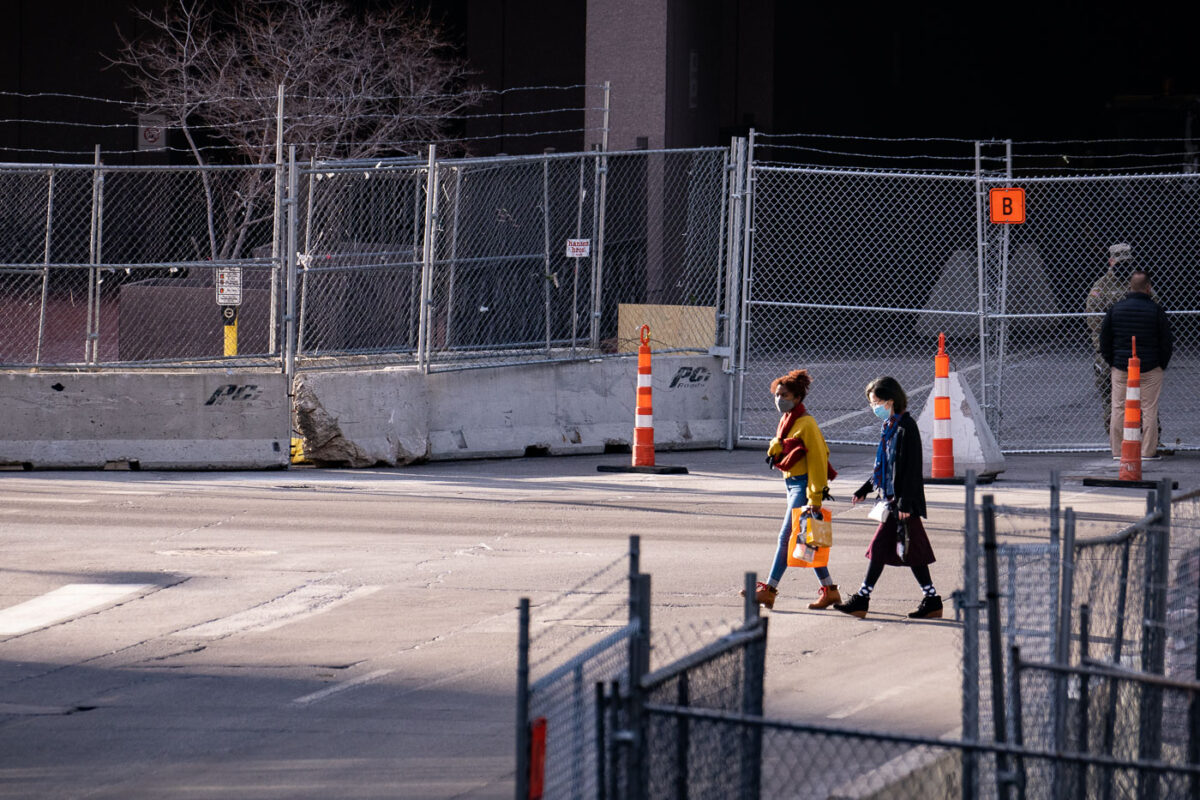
[138,114,167,152]
[216,268,242,306]
[565,238,591,258]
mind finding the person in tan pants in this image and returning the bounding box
[1100,269,1173,459]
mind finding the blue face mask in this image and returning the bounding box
[872,404,890,420]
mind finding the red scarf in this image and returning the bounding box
[773,403,838,480]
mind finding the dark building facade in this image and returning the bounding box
[1,1,1197,163]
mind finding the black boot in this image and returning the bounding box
[908,594,943,619]
[834,592,869,619]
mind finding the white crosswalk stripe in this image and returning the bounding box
[0,584,155,635]
[173,584,380,638]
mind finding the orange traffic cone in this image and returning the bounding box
[931,333,955,479]
[598,324,688,475]
[1118,337,1142,482]
[633,325,655,467]
[1083,335,1177,490]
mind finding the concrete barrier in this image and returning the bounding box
[295,355,729,467]
[915,370,1006,479]
[0,371,290,470]
[0,356,728,470]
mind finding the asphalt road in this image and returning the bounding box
[0,447,1193,799]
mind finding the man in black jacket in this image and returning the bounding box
[1100,269,1173,459]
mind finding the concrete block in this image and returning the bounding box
[0,371,290,469]
[293,369,430,468]
[293,355,729,466]
[916,371,1006,478]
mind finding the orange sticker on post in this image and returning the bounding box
[989,187,1026,224]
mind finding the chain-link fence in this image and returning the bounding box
[0,162,284,368]
[632,706,1200,800]
[738,139,1200,453]
[6,137,1200,455]
[293,147,729,372]
[955,474,1200,799]
[0,147,728,374]
[514,481,1200,799]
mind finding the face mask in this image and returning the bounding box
[872,404,890,420]
[775,396,795,413]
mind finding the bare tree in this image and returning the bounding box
[112,0,479,259]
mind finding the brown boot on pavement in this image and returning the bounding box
[808,584,841,609]
[739,581,778,609]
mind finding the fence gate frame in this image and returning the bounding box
[730,132,1200,454]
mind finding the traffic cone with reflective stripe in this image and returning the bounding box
[1118,337,1142,482]
[633,328,655,466]
[597,324,688,475]
[931,332,955,479]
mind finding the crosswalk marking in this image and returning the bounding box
[292,669,394,706]
[0,584,154,635]
[174,584,380,639]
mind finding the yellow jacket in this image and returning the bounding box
[778,414,829,507]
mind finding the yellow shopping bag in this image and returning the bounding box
[787,507,833,568]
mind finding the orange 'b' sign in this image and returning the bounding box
[989,187,1026,224]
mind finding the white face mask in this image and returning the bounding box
[775,395,795,413]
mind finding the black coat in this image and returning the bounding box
[1100,292,1173,371]
[854,412,928,519]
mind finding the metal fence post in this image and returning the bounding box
[270,84,284,355]
[542,156,552,355]
[595,682,608,800]
[85,145,104,364]
[982,494,1013,800]
[572,156,585,356]
[35,169,55,366]
[962,470,980,800]
[296,157,316,357]
[1191,521,1200,800]
[1055,506,1078,800]
[516,597,531,800]
[284,146,298,384]
[675,671,690,800]
[626,572,650,800]
[992,140,1013,445]
[974,142,988,422]
[1137,479,1172,800]
[735,131,756,448]
[740,570,764,800]
[417,145,438,372]
[1009,645,1028,800]
[723,137,746,450]
[589,82,610,350]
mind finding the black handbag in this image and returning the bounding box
[896,516,910,561]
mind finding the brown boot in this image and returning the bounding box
[808,584,841,610]
[739,581,778,609]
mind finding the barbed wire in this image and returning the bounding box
[0,123,606,160]
[0,83,603,109]
[755,131,981,144]
[0,106,604,134]
[755,142,978,162]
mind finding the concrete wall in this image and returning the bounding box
[0,371,290,470]
[295,355,729,467]
[0,356,729,470]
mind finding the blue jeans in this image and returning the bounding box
[769,475,831,584]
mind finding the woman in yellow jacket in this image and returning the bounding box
[743,369,839,610]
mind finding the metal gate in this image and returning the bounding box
[730,136,1200,452]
